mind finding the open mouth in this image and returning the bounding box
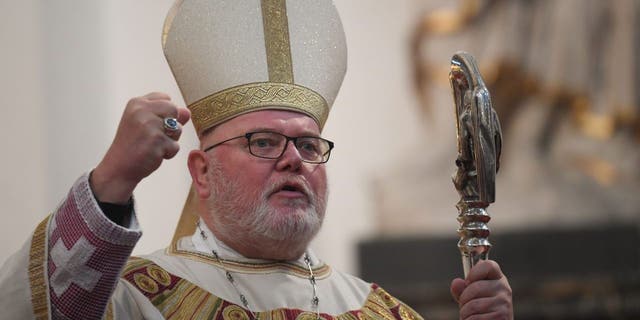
[271,181,308,198]
[281,185,300,192]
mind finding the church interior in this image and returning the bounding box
[1,1,638,319]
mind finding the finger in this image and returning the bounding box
[458,278,504,305]
[177,107,191,125]
[164,123,183,141]
[143,92,172,101]
[126,97,179,122]
[146,99,180,119]
[459,296,500,319]
[459,276,512,308]
[462,311,506,320]
[450,278,467,304]
[163,140,181,159]
[466,260,503,284]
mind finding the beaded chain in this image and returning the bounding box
[196,221,320,320]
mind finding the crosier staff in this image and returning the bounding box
[449,51,502,277]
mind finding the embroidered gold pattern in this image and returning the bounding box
[164,247,331,279]
[261,0,294,83]
[398,305,420,320]
[377,288,399,309]
[28,215,51,320]
[147,265,172,286]
[123,259,424,320]
[269,310,289,320]
[134,273,159,294]
[335,313,359,320]
[296,312,326,320]
[162,282,220,319]
[361,301,395,320]
[189,82,328,134]
[223,305,251,320]
[360,287,398,320]
[104,300,114,320]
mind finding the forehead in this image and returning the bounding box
[206,110,321,139]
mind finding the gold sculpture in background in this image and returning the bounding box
[372,0,639,238]
[411,0,639,187]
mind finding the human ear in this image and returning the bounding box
[187,150,211,199]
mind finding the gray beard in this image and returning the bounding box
[206,162,327,249]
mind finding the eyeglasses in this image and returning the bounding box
[203,131,334,164]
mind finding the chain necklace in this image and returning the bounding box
[196,221,320,320]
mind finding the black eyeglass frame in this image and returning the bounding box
[202,131,335,164]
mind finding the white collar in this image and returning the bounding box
[191,218,322,268]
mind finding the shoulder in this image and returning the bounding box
[327,269,424,319]
[365,283,423,320]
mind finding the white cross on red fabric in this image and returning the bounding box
[50,236,102,297]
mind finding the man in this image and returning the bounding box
[0,0,512,319]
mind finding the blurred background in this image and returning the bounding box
[1,0,639,319]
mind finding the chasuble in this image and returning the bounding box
[0,174,423,320]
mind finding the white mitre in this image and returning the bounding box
[162,0,347,135]
[162,0,348,248]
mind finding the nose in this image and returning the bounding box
[275,140,303,172]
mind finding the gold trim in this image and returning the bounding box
[28,215,51,320]
[170,184,200,253]
[188,82,328,134]
[223,305,251,320]
[166,248,331,278]
[261,0,294,83]
[134,273,160,294]
[161,0,185,48]
[104,300,114,320]
[124,259,421,320]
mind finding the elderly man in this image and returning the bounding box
[0,0,512,319]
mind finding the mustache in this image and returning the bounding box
[264,175,314,200]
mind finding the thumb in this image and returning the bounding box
[450,278,466,304]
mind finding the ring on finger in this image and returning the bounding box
[163,117,179,131]
[163,117,180,138]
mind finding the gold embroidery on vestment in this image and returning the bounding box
[166,246,331,279]
[134,273,159,294]
[123,259,424,320]
[296,312,327,320]
[148,265,172,286]
[28,215,51,320]
[104,300,114,320]
[223,304,251,320]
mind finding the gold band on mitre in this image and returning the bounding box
[189,82,329,135]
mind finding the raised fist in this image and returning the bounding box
[91,92,191,204]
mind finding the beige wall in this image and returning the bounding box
[0,0,425,275]
[0,0,47,261]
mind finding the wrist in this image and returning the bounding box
[90,164,137,204]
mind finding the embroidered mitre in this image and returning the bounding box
[162,0,347,135]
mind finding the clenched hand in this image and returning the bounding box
[450,260,513,320]
[91,92,191,204]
